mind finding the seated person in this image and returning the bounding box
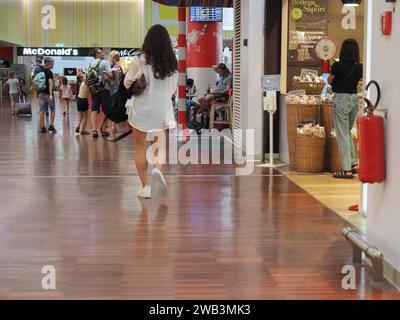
[197,63,232,108]
[190,64,232,127]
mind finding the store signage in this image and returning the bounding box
[288,0,328,63]
[112,48,142,58]
[17,47,93,57]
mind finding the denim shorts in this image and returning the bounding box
[38,92,55,113]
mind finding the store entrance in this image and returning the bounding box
[273,0,367,229]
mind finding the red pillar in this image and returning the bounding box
[178,7,187,129]
[187,19,223,96]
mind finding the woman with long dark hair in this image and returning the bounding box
[328,39,363,179]
[124,24,178,199]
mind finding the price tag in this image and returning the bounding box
[300,68,319,77]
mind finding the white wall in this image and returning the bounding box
[239,0,264,159]
[365,0,400,271]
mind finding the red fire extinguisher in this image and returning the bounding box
[357,80,385,184]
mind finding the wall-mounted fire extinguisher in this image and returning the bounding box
[357,81,385,184]
[381,11,393,36]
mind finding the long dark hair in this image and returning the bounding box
[142,24,178,80]
[339,39,360,64]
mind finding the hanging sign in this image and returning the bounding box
[152,0,233,7]
[17,47,93,57]
[111,48,142,58]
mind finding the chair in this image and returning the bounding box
[209,88,233,131]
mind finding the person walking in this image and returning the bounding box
[38,57,57,134]
[19,78,28,100]
[87,48,114,138]
[2,71,21,115]
[61,77,73,116]
[328,39,363,179]
[105,50,123,133]
[124,25,178,199]
[75,74,90,135]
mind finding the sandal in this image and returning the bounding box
[333,170,354,179]
[92,130,99,138]
[80,130,90,135]
[75,127,80,134]
[351,165,359,174]
[101,131,110,137]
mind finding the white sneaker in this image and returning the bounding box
[152,168,168,197]
[137,186,151,199]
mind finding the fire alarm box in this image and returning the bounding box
[381,11,392,36]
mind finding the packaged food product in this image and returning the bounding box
[297,124,326,138]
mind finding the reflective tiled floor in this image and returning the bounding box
[0,95,398,299]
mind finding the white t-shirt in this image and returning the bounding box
[89,59,113,84]
[78,82,89,99]
[124,55,178,132]
[6,78,20,94]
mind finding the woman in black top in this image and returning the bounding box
[328,39,363,179]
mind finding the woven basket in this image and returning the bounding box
[327,136,359,172]
[287,103,320,169]
[320,103,334,136]
[295,135,326,173]
[293,81,325,95]
[320,103,334,170]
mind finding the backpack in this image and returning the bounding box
[32,71,46,92]
[86,60,103,95]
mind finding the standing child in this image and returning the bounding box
[61,77,73,116]
[19,78,28,100]
[75,74,90,135]
[2,71,21,115]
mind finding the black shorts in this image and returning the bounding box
[91,89,111,113]
[77,98,89,112]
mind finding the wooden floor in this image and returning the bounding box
[0,95,398,299]
[279,167,365,232]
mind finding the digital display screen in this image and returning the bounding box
[64,68,77,76]
[189,7,223,22]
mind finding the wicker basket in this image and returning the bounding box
[293,81,325,95]
[287,103,320,169]
[320,103,334,136]
[320,103,334,171]
[295,135,326,173]
[327,136,359,172]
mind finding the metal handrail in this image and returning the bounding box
[342,227,384,284]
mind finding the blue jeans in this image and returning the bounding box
[333,93,359,171]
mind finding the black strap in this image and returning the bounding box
[342,63,358,85]
[100,117,133,142]
[93,59,102,72]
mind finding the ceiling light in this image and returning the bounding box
[342,0,361,6]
